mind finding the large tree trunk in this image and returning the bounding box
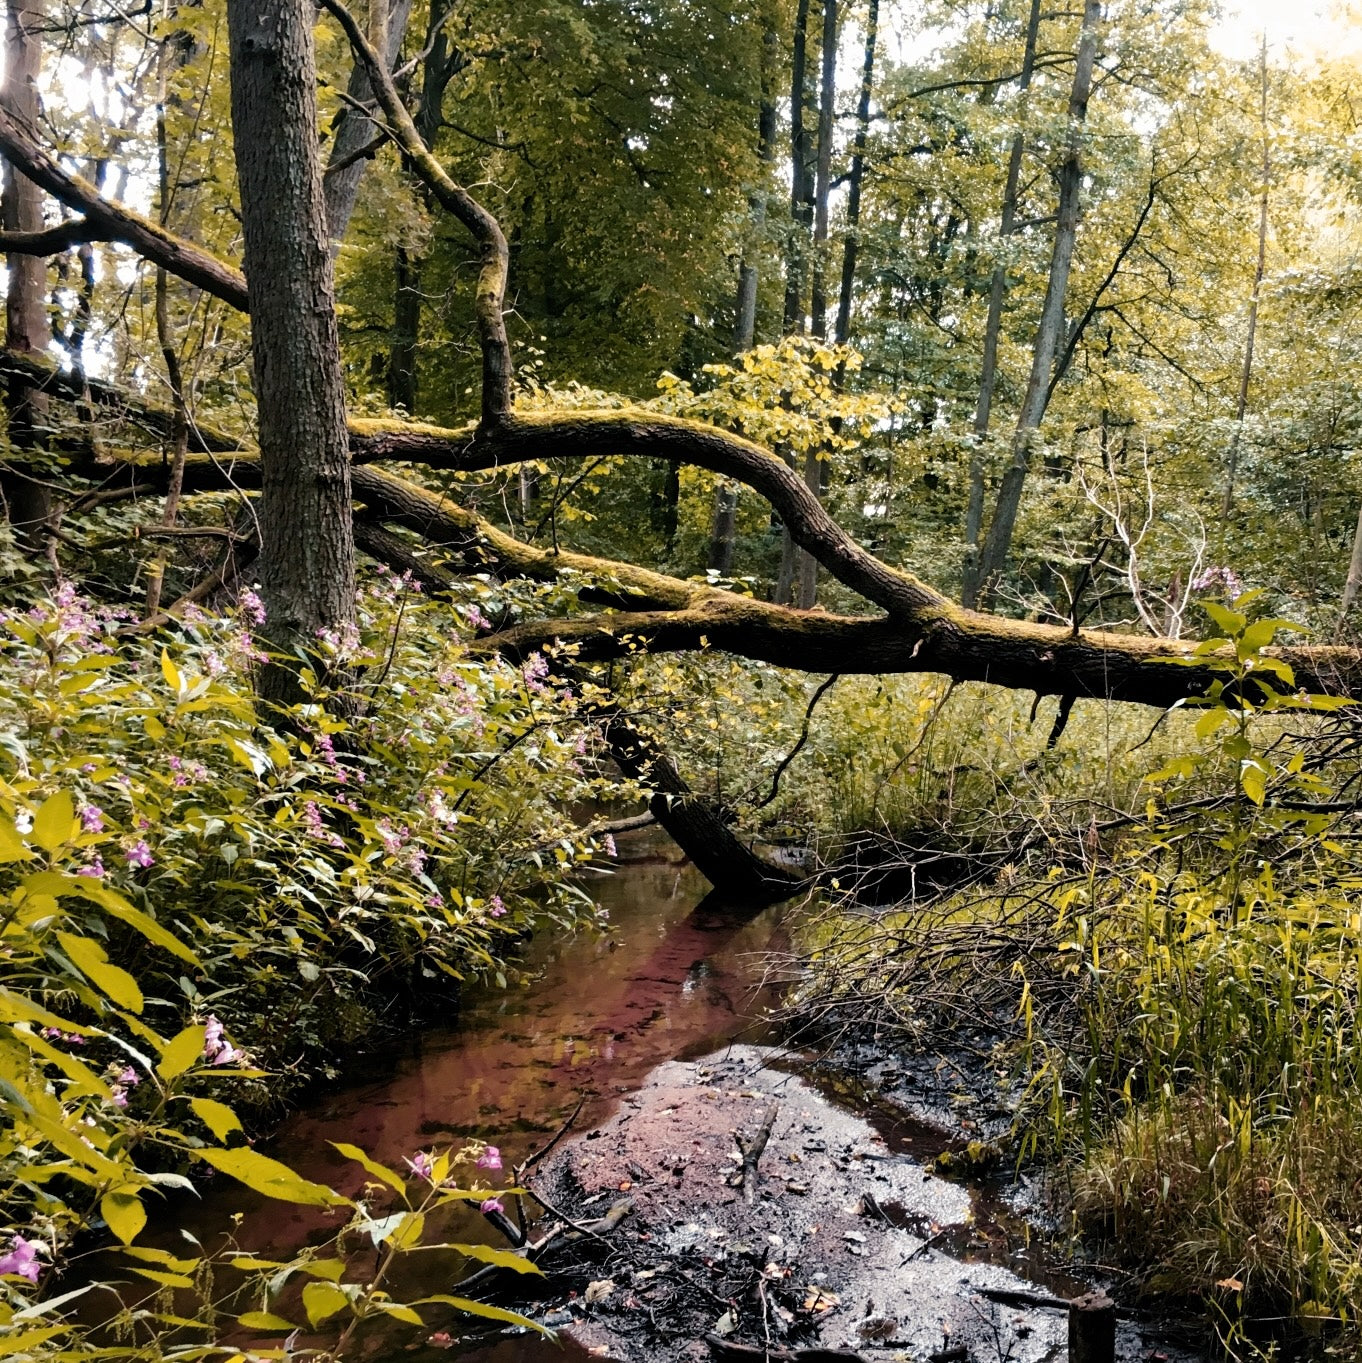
[389,245,421,411]
[974,0,1101,606]
[323,0,415,251]
[227,0,356,702]
[0,0,52,559]
[960,0,1042,608]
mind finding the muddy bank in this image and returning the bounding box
[461,1044,1201,1363]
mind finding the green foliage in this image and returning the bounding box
[0,577,620,1356]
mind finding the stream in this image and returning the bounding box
[130,831,1202,1362]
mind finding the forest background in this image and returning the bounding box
[4,0,1362,1358]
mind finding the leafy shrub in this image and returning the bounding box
[0,573,620,1355]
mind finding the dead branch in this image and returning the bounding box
[734,1103,779,1204]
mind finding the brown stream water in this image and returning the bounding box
[118,832,1108,1361]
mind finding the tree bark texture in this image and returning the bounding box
[227,0,356,696]
[975,0,1101,605]
[1,0,52,554]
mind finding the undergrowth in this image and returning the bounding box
[788,597,1362,1359]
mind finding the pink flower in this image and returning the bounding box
[476,1145,502,1172]
[405,1151,434,1180]
[239,588,267,625]
[125,841,154,869]
[479,1197,504,1216]
[76,856,106,878]
[202,1015,241,1066]
[80,805,104,833]
[0,1235,43,1282]
[488,895,506,919]
[603,833,617,859]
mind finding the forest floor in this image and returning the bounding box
[452,1043,1206,1363]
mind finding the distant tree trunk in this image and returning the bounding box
[1,0,52,560]
[1343,503,1362,617]
[323,0,415,252]
[807,0,836,342]
[975,0,1101,606]
[145,29,195,618]
[833,0,877,351]
[227,0,355,702]
[714,22,779,580]
[960,0,1042,607]
[1223,31,1270,523]
[389,245,420,410]
[796,0,839,609]
[782,0,814,335]
[708,481,739,575]
[733,19,779,354]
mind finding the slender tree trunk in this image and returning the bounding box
[708,481,739,575]
[834,0,877,352]
[975,0,1101,606]
[794,0,838,609]
[782,0,813,335]
[146,31,192,617]
[389,245,420,410]
[323,0,415,252]
[227,0,355,702]
[1,0,52,560]
[1223,32,1270,523]
[734,21,779,354]
[713,25,779,580]
[1343,502,1362,617]
[808,0,836,341]
[961,0,1042,607]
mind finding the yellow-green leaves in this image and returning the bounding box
[101,1188,146,1245]
[31,792,78,853]
[190,1097,243,1142]
[236,1311,298,1332]
[158,1024,206,1080]
[55,932,143,1013]
[302,1281,352,1327]
[196,1148,349,1208]
[330,1142,407,1195]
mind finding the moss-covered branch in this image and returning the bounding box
[0,107,249,311]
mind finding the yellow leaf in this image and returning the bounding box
[330,1141,407,1195]
[197,1148,348,1208]
[157,1024,205,1080]
[55,933,143,1013]
[101,1189,147,1246]
[160,649,182,693]
[31,791,77,853]
[236,1311,298,1332]
[384,1210,425,1251]
[190,1097,242,1142]
[302,1280,351,1328]
[0,817,32,864]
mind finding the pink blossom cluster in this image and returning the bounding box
[1191,565,1245,600]
[302,801,345,848]
[0,1234,44,1282]
[522,652,550,696]
[107,1064,140,1109]
[202,1015,242,1066]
